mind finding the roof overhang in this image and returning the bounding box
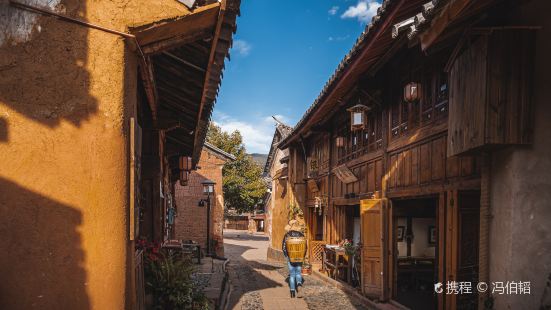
[130,0,240,180]
[278,0,428,149]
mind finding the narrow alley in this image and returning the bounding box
[2,0,550,309]
[223,229,371,310]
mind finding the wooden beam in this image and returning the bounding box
[191,0,228,164]
[368,35,407,77]
[162,51,206,72]
[133,2,220,46]
[138,56,158,122]
[141,29,213,55]
[419,0,473,51]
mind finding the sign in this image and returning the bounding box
[307,157,319,178]
[333,164,358,184]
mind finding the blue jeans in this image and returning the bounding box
[287,261,303,292]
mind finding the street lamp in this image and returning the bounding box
[199,179,216,256]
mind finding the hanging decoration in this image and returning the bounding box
[346,104,370,131]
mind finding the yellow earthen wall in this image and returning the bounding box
[268,148,291,252]
[0,1,192,309]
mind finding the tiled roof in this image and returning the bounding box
[263,122,292,175]
[204,142,236,161]
[392,0,441,40]
[281,0,397,143]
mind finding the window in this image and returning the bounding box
[336,109,382,164]
[390,70,449,141]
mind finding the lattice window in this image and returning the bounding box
[310,241,326,264]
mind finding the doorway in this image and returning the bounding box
[393,197,438,310]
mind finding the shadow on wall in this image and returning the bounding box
[0,177,89,309]
[0,0,99,142]
[0,1,96,308]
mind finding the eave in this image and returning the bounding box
[278,0,429,149]
[130,0,240,178]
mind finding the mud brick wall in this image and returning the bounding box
[175,148,227,256]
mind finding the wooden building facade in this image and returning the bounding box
[279,0,550,309]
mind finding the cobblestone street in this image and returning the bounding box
[224,230,372,310]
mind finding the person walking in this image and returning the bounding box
[282,221,307,298]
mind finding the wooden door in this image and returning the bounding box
[445,190,459,310]
[456,191,480,310]
[387,199,395,300]
[360,199,387,300]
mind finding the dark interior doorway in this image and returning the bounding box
[393,197,438,310]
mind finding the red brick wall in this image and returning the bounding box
[174,148,227,256]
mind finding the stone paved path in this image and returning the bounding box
[224,229,373,310]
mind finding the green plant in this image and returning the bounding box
[288,202,303,220]
[145,249,208,310]
[339,239,358,257]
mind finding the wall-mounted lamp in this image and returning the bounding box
[202,179,215,195]
[404,82,422,102]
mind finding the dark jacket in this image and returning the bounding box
[282,230,306,259]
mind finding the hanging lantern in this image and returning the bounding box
[179,171,189,186]
[179,156,192,171]
[346,104,369,131]
[335,136,345,148]
[404,82,421,102]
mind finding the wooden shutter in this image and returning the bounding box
[361,198,387,300]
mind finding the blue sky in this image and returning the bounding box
[213,0,381,153]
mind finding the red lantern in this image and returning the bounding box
[404,82,421,102]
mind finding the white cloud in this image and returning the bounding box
[341,0,381,23]
[231,39,252,56]
[328,35,350,42]
[212,112,291,154]
[328,6,339,15]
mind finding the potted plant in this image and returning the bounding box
[341,239,357,257]
[141,243,209,310]
[301,257,312,275]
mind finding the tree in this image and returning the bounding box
[207,122,267,213]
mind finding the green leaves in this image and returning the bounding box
[207,123,267,213]
[144,251,208,309]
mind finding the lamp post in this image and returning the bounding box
[200,179,216,256]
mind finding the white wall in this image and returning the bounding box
[396,217,436,258]
[489,1,551,309]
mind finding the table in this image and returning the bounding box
[182,243,201,264]
[322,246,350,283]
[162,241,201,264]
